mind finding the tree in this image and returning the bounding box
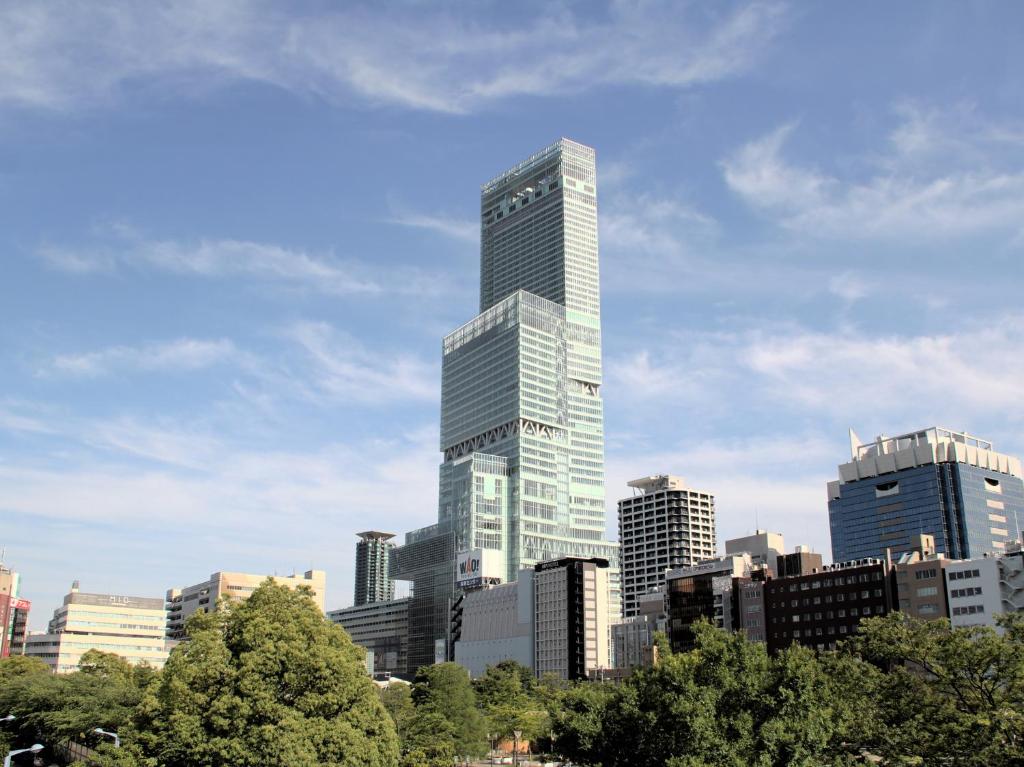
[552,620,863,767]
[145,580,399,767]
[412,662,487,759]
[840,612,1024,766]
[474,661,548,743]
[0,651,149,756]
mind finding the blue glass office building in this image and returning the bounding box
[828,428,1024,563]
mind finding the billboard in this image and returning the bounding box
[455,549,484,588]
[455,548,505,589]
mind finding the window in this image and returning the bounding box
[917,586,938,597]
[875,481,900,498]
[915,569,938,580]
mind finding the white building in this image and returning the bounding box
[453,573,534,677]
[23,581,168,673]
[945,550,1024,632]
[618,475,716,618]
[725,530,785,571]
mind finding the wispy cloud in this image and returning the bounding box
[386,209,478,244]
[38,225,444,297]
[721,107,1024,241]
[45,338,240,378]
[0,1,787,115]
[607,314,1024,427]
[285,321,439,405]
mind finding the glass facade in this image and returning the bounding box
[441,139,617,582]
[829,462,1023,562]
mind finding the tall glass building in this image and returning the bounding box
[393,139,619,670]
[440,139,617,577]
[828,427,1024,563]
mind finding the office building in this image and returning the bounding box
[0,563,30,657]
[611,591,666,673]
[390,526,457,671]
[892,534,951,621]
[354,531,396,605]
[453,573,534,677]
[166,569,326,640]
[328,597,410,678]
[534,557,611,680]
[828,427,1024,562]
[23,581,168,673]
[395,139,621,668]
[776,545,824,578]
[725,530,783,571]
[619,476,716,618]
[734,576,768,643]
[764,559,895,654]
[665,554,753,652]
[944,549,1024,632]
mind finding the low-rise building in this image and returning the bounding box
[453,574,534,677]
[942,553,1024,631]
[328,598,411,678]
[0,563,30,658]
[764,559,895,653]
[23,581,168,673]
[665,554,753,652]
[166,569,326,639]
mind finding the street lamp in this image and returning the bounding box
[512,730,522,767]
[94,728,120,748]
[3,744,43,767]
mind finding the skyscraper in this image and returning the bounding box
[354,531,396,605]
[828,427,1024,563]
[440,138,617,578]
[394,139,619,669]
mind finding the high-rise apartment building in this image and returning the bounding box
[354,531,396,605]
[618,476,716,618]
[828,428,1024,563]
[396,139,620,669]
[166,569,326,640]
[23,581,168,672]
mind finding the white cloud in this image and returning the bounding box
[38,227,445,297]
[46,338,239,378]
[386,210,478,244]
[722,109,1024,241]
[0,1,787,115]
[285,321,439,405]
[607,314,1024,429]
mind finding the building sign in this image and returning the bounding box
[455,548,505,589]
[456,549,484,588]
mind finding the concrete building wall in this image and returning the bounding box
[167,569,326,639]
[726,531,784,570]
[454,573,534,677]
[945,558,1003,629]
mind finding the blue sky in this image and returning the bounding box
[2,1,1023,627]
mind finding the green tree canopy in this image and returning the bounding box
[412,662,487,759]
[145,580,398,767]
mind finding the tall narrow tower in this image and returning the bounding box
[353,531,396,606]
[439,139,617,580]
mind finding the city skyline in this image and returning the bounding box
[3,2,1024,628]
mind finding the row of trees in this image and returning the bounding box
[2,579,1021,766]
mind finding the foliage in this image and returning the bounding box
[0,650,150,758]
[412,662,487,759]
[474,660,549,743]
[143,580,399,767]
[840,612,1024,766]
